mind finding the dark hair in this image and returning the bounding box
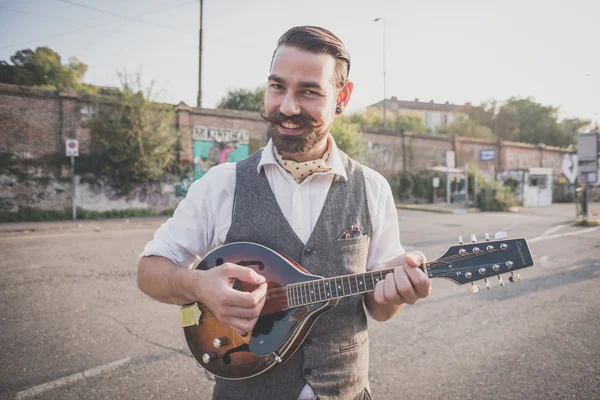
[271,26,351,89]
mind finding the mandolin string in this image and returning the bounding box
[192,258,509,322]
[192,261,510,322]
[191,248,512,317]
[260,248,505,295]
[213,249,507,306]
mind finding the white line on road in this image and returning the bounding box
[529,227,599,244]
[539,222,572,237]
[15,357,131,399]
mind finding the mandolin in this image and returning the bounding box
[181,232,533,380]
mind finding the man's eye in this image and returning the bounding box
[303,90,317,95]
[270,84,283,90]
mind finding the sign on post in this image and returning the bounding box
[577,133,598,184]
[480,149,496,161]
[65,139,79,220]
[65,139,79,157]
[432,177,440,188]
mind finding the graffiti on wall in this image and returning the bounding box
[193,126,249,180]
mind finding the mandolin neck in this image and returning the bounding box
[286,264,428,308]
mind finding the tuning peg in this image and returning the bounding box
[458,236,464,244]
[468,282,480,294]
[495,231,507,240]
[508,272,521,283]
[470,235,477,243]
[484,278,491,289]
[497,275,505,287]
[484,233,490,241]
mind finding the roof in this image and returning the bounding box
[368,97,463,113]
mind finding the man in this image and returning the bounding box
[137,26,431,400]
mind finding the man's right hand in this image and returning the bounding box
[193,263,267,335]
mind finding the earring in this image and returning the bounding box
[336,107,342,114]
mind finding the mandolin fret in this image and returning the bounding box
[291,268,399,306]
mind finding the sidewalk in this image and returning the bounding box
[395,202,480,214]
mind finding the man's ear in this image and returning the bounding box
[337,81,354,110]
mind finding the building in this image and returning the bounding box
[367,97,467,132]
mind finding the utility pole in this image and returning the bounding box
[197,0,204,108]
[374,17,386,129]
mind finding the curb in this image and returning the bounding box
[395,204,481,214]
[574,218,600,227]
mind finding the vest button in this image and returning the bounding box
[304,336,313,346]
[303,368,312,377]
[304,249,313,256]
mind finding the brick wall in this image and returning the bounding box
[1,82,585,213]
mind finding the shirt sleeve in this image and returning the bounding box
[364,168,405,270]
[139,165,233,267]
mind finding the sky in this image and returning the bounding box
[1,0,599,124]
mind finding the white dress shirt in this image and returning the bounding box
[140,135,404,399]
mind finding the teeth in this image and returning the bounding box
[281,121,299,129]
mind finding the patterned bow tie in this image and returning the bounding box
[273,138,333,184]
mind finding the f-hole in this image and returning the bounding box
[237,260,265,271]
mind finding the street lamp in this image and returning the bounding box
[374,17,387,130]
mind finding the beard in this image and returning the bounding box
[260,109,328,154]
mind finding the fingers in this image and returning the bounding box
[224,282,267,308]
[404,263,431,298]
[383,271,404,305]
[224,305,263,319]
[404,251,426,269]
[394,267,418,304]
[223,263,266,284]
[373,265,430,305]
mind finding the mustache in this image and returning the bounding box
[259,108,320,130]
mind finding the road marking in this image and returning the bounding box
[529,227,599,244]
[539,222,571,237]
[15,357,131,399]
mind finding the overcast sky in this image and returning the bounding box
[1,0,598,124]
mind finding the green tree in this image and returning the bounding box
[330,118,366,158]
[363,108,427,132]
[459,97,590,147]
[439,118,496,140]
[84,73,178,193]
[0,47,88,90]
[217,86,265,112]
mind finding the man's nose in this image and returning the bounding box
[279,92,301,116]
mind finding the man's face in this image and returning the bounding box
[263,46,340,154]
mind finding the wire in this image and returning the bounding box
[0,5,88,27]
[0,1,198,51]
[58,0,197,37]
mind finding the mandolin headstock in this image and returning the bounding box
[426,232,534,293]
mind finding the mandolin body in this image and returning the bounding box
[183,242,337,380]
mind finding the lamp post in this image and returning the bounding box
[374,17,387,130]
[197,0,204,108]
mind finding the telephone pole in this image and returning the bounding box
[197,0,204,108]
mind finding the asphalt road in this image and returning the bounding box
[1,203,599,400]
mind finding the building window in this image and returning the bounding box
[441,114,448,126]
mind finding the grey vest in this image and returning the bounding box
[213,149,373,400]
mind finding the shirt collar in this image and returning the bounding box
[257,134,348,182]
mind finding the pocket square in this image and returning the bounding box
[337,224,363,240]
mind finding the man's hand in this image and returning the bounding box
[365,251,431,321]
[373,251,431,305]
[193,263,267,335]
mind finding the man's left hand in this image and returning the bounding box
[372,252,431,305]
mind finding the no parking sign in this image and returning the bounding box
[65,139,79,157]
